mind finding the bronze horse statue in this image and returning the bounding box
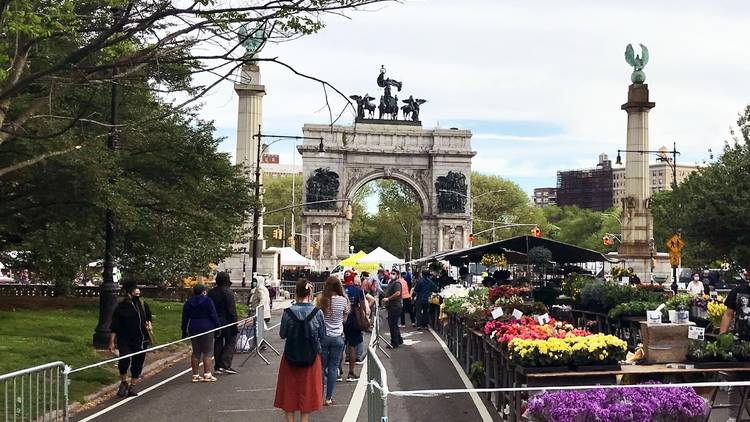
[377,65,401,120]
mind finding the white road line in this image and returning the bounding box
[235,387,276,392]
[342,355,369,422]
[428,327,493,422]
[76,367,193,422]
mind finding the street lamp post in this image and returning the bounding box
[93,10,123,347]
[241,247,247,287]
[250,126,323,278]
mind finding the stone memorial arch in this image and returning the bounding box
[298,121,475,269]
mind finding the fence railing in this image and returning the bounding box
[0,284,256,304]
[1,361,68,422]
[277,280,325,300]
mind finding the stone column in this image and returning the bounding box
[619,84,655,275]
[235,64,266,265]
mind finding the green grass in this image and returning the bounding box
[0,299,185,406]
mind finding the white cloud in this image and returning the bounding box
[197,0,750,192]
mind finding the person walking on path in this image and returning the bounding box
[318,276,350,405]
[343,271,365,380]
[248,277,272,323]
[208,272,239,374]
[182,284,221,382]
[383,271,404,349]
[414,271,438,330]
[109,281,153,397]
[274,279,326,422]
[400,270,416,328]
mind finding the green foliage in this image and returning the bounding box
[542,205,621,252]
[349,180,420,259]
[532,285,560,307]
[0,299,183,405]
[665,293,692,311]
[561,274,595,303]
[470,172,547,243]
[688,334,750,362]
[657,105,750,266]
[261,175,303,248]
[0,77,252,289]
[580,281,666,313]
[607,301,662,319]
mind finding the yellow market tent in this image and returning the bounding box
[337,251,379,273]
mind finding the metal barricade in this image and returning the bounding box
[1,361,68,422]
[367,346,388,422]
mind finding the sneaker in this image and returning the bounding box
[215,367,226,374]
[191,375,202,383]
[324,399,334,406]
[346,373,359,382]
[127,385,138,397]
[356,360,365,365]
[399,324,406,328]
[116,381,128,397]
[202,374,217,382]
[223,367,238,375]
[412,323,416,327]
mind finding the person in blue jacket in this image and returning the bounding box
[182,284,220,382]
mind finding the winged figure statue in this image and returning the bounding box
[625,43,649,84]
[238,23,267,58]
[350,94,376,119]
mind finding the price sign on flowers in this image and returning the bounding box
[688,326,705,341]
[512,309,524,320]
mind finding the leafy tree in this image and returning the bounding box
[471,172,547,243]
[542,205,621,252]
[261,175,303,248]
[0,0,389,177]
[0,72,252,292]
[662,106,750,266]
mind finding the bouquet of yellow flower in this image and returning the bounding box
[481,253,507,268]
[707,300,727,328]
[567,334,627,366]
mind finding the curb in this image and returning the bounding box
[68,345,191,415]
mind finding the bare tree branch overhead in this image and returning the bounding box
[0,0,392,177]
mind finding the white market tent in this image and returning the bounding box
[358,247,405,267]
[266,247,315,267]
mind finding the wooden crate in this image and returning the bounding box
[638,321,694,364]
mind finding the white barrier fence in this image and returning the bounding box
[1,361,68,422]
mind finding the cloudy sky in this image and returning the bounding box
[198,0,750,195]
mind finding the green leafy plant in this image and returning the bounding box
[607,301,662,319]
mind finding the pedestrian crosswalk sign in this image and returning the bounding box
[666,234,685,252]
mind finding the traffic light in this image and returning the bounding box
[272,228,283,240]
[603,236,612,246]
[531,227,542,238]
[288,236,295,246]
[468,233,475,243]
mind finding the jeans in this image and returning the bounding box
[355,341,367,361]
[415,301,430,328]
[320,335,345,400]
[400,298,415,325]
[387,308,403,347]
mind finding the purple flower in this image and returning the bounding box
[525,382,709,422]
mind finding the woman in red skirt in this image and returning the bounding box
[274,279,326,422]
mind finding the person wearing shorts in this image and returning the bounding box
[182,284,220,382]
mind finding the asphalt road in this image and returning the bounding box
[71,303,498,422]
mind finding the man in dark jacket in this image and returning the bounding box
[208,272,239,374]
[413,271,437,330]
[109,281,153,397]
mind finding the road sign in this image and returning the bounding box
[666,234,685,252]
[669,250,681,268]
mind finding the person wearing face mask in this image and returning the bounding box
[686,273,705,296]
[109,281,153,397]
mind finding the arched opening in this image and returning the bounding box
[348,178,425,261]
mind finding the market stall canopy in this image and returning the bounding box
[337,251,379,272]
[266,247,315,267]
[358,247,405,266]
[439,235,621,265]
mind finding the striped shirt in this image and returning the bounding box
[322,295,350,337]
